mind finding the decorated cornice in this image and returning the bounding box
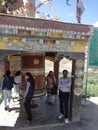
[0,14,93,41]
[0,14,93,53]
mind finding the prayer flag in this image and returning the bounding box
[76,0,86,23]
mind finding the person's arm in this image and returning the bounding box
[58,78,64,89]
[64,78,71,87]
[53,76,56,85]
[58,78,71,89]
[1,77,5,90]
[45,76,48,86]
[24,82,30,98]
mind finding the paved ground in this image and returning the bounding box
[0,96,98,130]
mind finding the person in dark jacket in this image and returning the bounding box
[2,70,14,111]
[23,72,35,121]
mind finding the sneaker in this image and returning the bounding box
[5,107,7,111]
[58,114,64,119]
[65,118,69,123]
[7,106,10,112]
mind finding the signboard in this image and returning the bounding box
[88,28,98,67]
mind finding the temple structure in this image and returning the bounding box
[0,14,93,121]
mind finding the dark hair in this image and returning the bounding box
[48,71,53,76]
[63,70,68,74]
[5,70,11,76]
[25,72,35,89]
[25,72,33,79]
[15,71,21,76]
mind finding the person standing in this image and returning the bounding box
[45,71,56,104]
[58,70,71,123]
[23,72,35,122]
[2,70,14,111]
[13,71,21,101]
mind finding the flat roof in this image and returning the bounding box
[0,14,93,33]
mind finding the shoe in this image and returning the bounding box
[12,97,15,102]
[27,119,32,122]
[58,114,64,119]
[7,106,10,112]
[65,118,69,123]
[5,107,7,111]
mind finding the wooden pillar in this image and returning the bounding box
[69,59,76,121]
[4,60,10,72]
[70,58,85,122]
[54,61,59,86]
[8,56,21,76]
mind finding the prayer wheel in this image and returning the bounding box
[21,53,46,97]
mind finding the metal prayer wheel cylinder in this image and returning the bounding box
[21,53,46,97]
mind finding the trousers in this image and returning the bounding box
[3,90,11,108]
[24,98,32,121]
[59,90,70,119]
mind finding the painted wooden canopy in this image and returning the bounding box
[0,14,93,54]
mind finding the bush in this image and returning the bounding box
[82,72,98,98]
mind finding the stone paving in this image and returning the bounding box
[0,96,98,130]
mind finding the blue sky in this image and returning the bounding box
[36,0,98,26]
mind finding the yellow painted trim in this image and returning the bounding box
[0,41,7,49]
[7,37,22,42]
[9,56,21,61]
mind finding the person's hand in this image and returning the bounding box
[22,98,25,103]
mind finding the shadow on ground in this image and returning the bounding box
[14,96,62,129]
[0,96,98,130]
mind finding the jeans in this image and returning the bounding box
[24,98,32,121]
[3,90,12,108]
[59,90,70,119]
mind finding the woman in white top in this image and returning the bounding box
[13,71,21,101]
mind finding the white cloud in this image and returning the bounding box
[68,13,74,17]
[93,22,98,27]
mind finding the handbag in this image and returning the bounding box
[47,95,56,104]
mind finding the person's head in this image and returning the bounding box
[25,72,33,80]
[48,71,54,77]
[63,70,68,78]
[5,70,11,76]
[15,71,21,76]
[25,72,35,89]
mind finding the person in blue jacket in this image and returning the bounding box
[2,70,14,111]
[23,72,35,122]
